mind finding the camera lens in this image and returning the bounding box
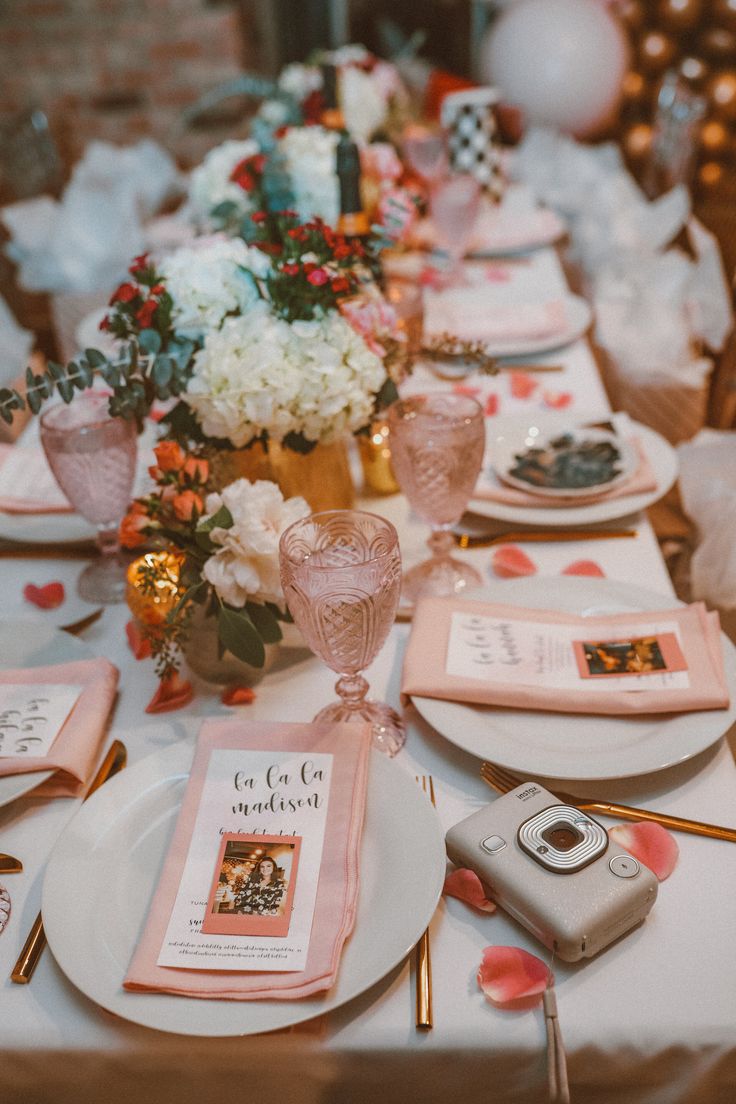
[541,822,583,852]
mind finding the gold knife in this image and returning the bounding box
[10,739,127,984]
[454,528,637,549]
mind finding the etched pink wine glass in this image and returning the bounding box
[401,124,449,185]
[387,393,485,606]
[279,509,405,756]
[40,392,138,603]
[430,174,481,285]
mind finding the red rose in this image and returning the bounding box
[231,164,255,191]
[331,276,350,293]
[150,283,166,295]
[251,210,268,224]
[273,125,289,139]
[99,314,111,331]
[281,262,300,276]
[136,299,157,328]
[111,282,138,305]
[307,268,329,287]
[129,253,150,274]
[333,242,352,260]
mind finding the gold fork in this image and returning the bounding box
[480,761,736,843]
[414,774,436,1029]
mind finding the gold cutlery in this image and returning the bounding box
[0,854,23,874]
[11,739,127,984]
[61,608,104,636]
[480,761,736,843]
[414,774,436,1030]
[454,527,637,549]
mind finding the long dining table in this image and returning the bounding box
[1,245,736,1104]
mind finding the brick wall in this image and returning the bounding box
[0,0,260,180]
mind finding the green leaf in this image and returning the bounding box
[245,601,283,644]
[217,605,265,668]
[84,348,107,368]
[152,355,173,389]
[197,504,233,534]
[138,329,162,355]
[265,600,291,623]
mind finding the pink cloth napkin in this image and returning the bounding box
[0,658,119,795]
[401,597,729,716]
[474,440,658,508]
[0,444,72,513]
[124,718,372,1001]
[424,289,568,345]
[468,206,564,254]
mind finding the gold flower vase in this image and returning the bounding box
[183,604,278,686]
[213,438,354,513]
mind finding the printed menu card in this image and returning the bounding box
[402,597,730,716]
[124,718,372,1000]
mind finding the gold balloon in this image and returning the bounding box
[621,71,648,102]
[698,161,725,189]
[699,28,736,61]
[657,0,703,30]
[712,0,736,28]
[623,122,654,161]
[640,31,678,73]
[680,56,709,85]
[700,119,730,154]
[708,71,736,120]
[616,0,646,30]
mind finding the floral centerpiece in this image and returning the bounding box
[123,440,309,678]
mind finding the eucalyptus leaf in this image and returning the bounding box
[84,348,107,368]
[138,329,162,355]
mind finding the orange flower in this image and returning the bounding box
[153,440,186,472]
[172,489,202,521]
[183,456,209,483]
[119,503,150,549]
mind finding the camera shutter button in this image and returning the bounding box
[609,854,640,878]
[481,835,507,854]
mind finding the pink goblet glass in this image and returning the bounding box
[430,174,481,285]
[402,124,449,185]
[279,509,405,757]
[40,392,138,603]
[387,393,485,606]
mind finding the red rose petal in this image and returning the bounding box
[542,389,573,410]
[145,673,193,714]
[562,560,606,577]
[453,384,482,398]
[484,393,499,417]
[478,945,551,1010]
[492,544,538,578]
[222,685,257,707]
[609,822,679,882]
[23,582,65,610]
[125,619,152,660]
[443,868,496,913]
[509,371,538,400]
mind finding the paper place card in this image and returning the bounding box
[157,749,333,972]
[0,447,71,508]
[446,612,691,693]
[0,683,82,758]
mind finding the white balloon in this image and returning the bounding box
[480,0,630,138]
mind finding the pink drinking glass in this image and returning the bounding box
[401,124,449,185]
[40,392,138,603]
[430,174,481,284]
[279,509,405,757]
[387,393,485,606]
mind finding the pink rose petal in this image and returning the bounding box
[125,619,153,660]
[222,685,257,707]
[542,389,573,410]
[145,673,194,714]
[609,822,679,882]
[492,544,538,578]
[23,582,65,610]
[478,945,551,1010]
[484,393,500,417]
[453,384,482,398]
[562,560,606,577]
[443,868,497,913]
[482,265,511,283]
[509,371,538,400]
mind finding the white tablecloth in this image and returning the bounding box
[2,247,735,1104]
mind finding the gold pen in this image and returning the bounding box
[11,740,127,984]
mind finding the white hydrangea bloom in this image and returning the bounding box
[340,67,388,144]
[278,63,322,102]
[188,139,261,222]
[184,303,387,447]
[160,236,270,336]
[201,478,309,607]
[278,126,340,226]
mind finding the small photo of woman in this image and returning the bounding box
[205,835,300,936]
[235,855,287,917]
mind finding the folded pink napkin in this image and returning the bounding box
[469,206,564,254]
[124,718,372,1000]
[0,444,72,513]
[474,440,658,507]
[0,658,119,795]
[401,597,729,716]
[424,289,568,345]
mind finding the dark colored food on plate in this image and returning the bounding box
[509,433,621,489]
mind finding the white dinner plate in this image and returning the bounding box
[460,294,592,360]
[470,414,678,525]
[467,213,566,258]
[0,620,93,806]
[42,739,446,1036]
[411,577,736,781]
[492,425,637,499]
